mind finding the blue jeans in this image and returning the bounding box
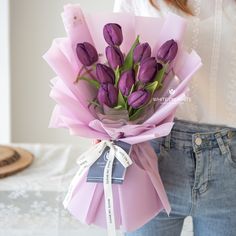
[125,119,236,236]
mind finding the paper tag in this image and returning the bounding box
[87,141,131,184]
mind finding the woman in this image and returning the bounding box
[114,0,236,235]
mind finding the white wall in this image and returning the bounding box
[0,0,11,143]
[9,0,114,144]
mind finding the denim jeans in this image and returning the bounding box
[125,119,236,236]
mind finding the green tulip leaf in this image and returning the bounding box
[79,77,100,89]
[154,64,167,88]
[145,81,159,95]
[129,107,145,121]
[114,66,120,86]
[117,90,127,109]
[133,63,139,78]
[121,35,140,72]
[113,104,124,110]
[128,84,135,96]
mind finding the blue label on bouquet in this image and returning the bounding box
[87,141,131,184]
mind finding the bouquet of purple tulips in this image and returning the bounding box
[44,4,202,236]
[76,23,178,122]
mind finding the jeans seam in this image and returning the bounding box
[189,188,197,216]
[208,148,212,184]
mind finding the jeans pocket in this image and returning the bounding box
[226,138,236,168]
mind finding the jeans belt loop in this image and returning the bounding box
[215,132,228,155]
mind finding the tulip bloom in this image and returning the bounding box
[103,23,123,46]
[118,70,135,96]
[76,42,98,66]
[128,89,150,109]
[97,83,118,107]
[156,39,178,63]
[96,63,115,84]
[133,42,151,63]
[105,46,124,69]
[138,57,157,83]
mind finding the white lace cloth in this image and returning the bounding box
[0,144,193,236]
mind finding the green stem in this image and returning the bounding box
[128,105,133,115]
[74,66,85,83]
[84,66,97,80]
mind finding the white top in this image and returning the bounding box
[114,0,236,128]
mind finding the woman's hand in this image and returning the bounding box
[92,139,101,144]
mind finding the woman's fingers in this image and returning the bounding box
[92,139,101,144]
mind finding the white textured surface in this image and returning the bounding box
[0,143,193,236]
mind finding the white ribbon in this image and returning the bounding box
[63,140,133,236]
[103,143,116,236]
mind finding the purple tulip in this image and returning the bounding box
[76,42,98,66]
[96,63,115,84]
[105,46,124,69]
[128,89,150,109]
[156,39,178,63]
[97,83,118,107]
[118,70,135,96]
[138,57,157,83]
[103,23,123,46]
[133,42,151,63]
